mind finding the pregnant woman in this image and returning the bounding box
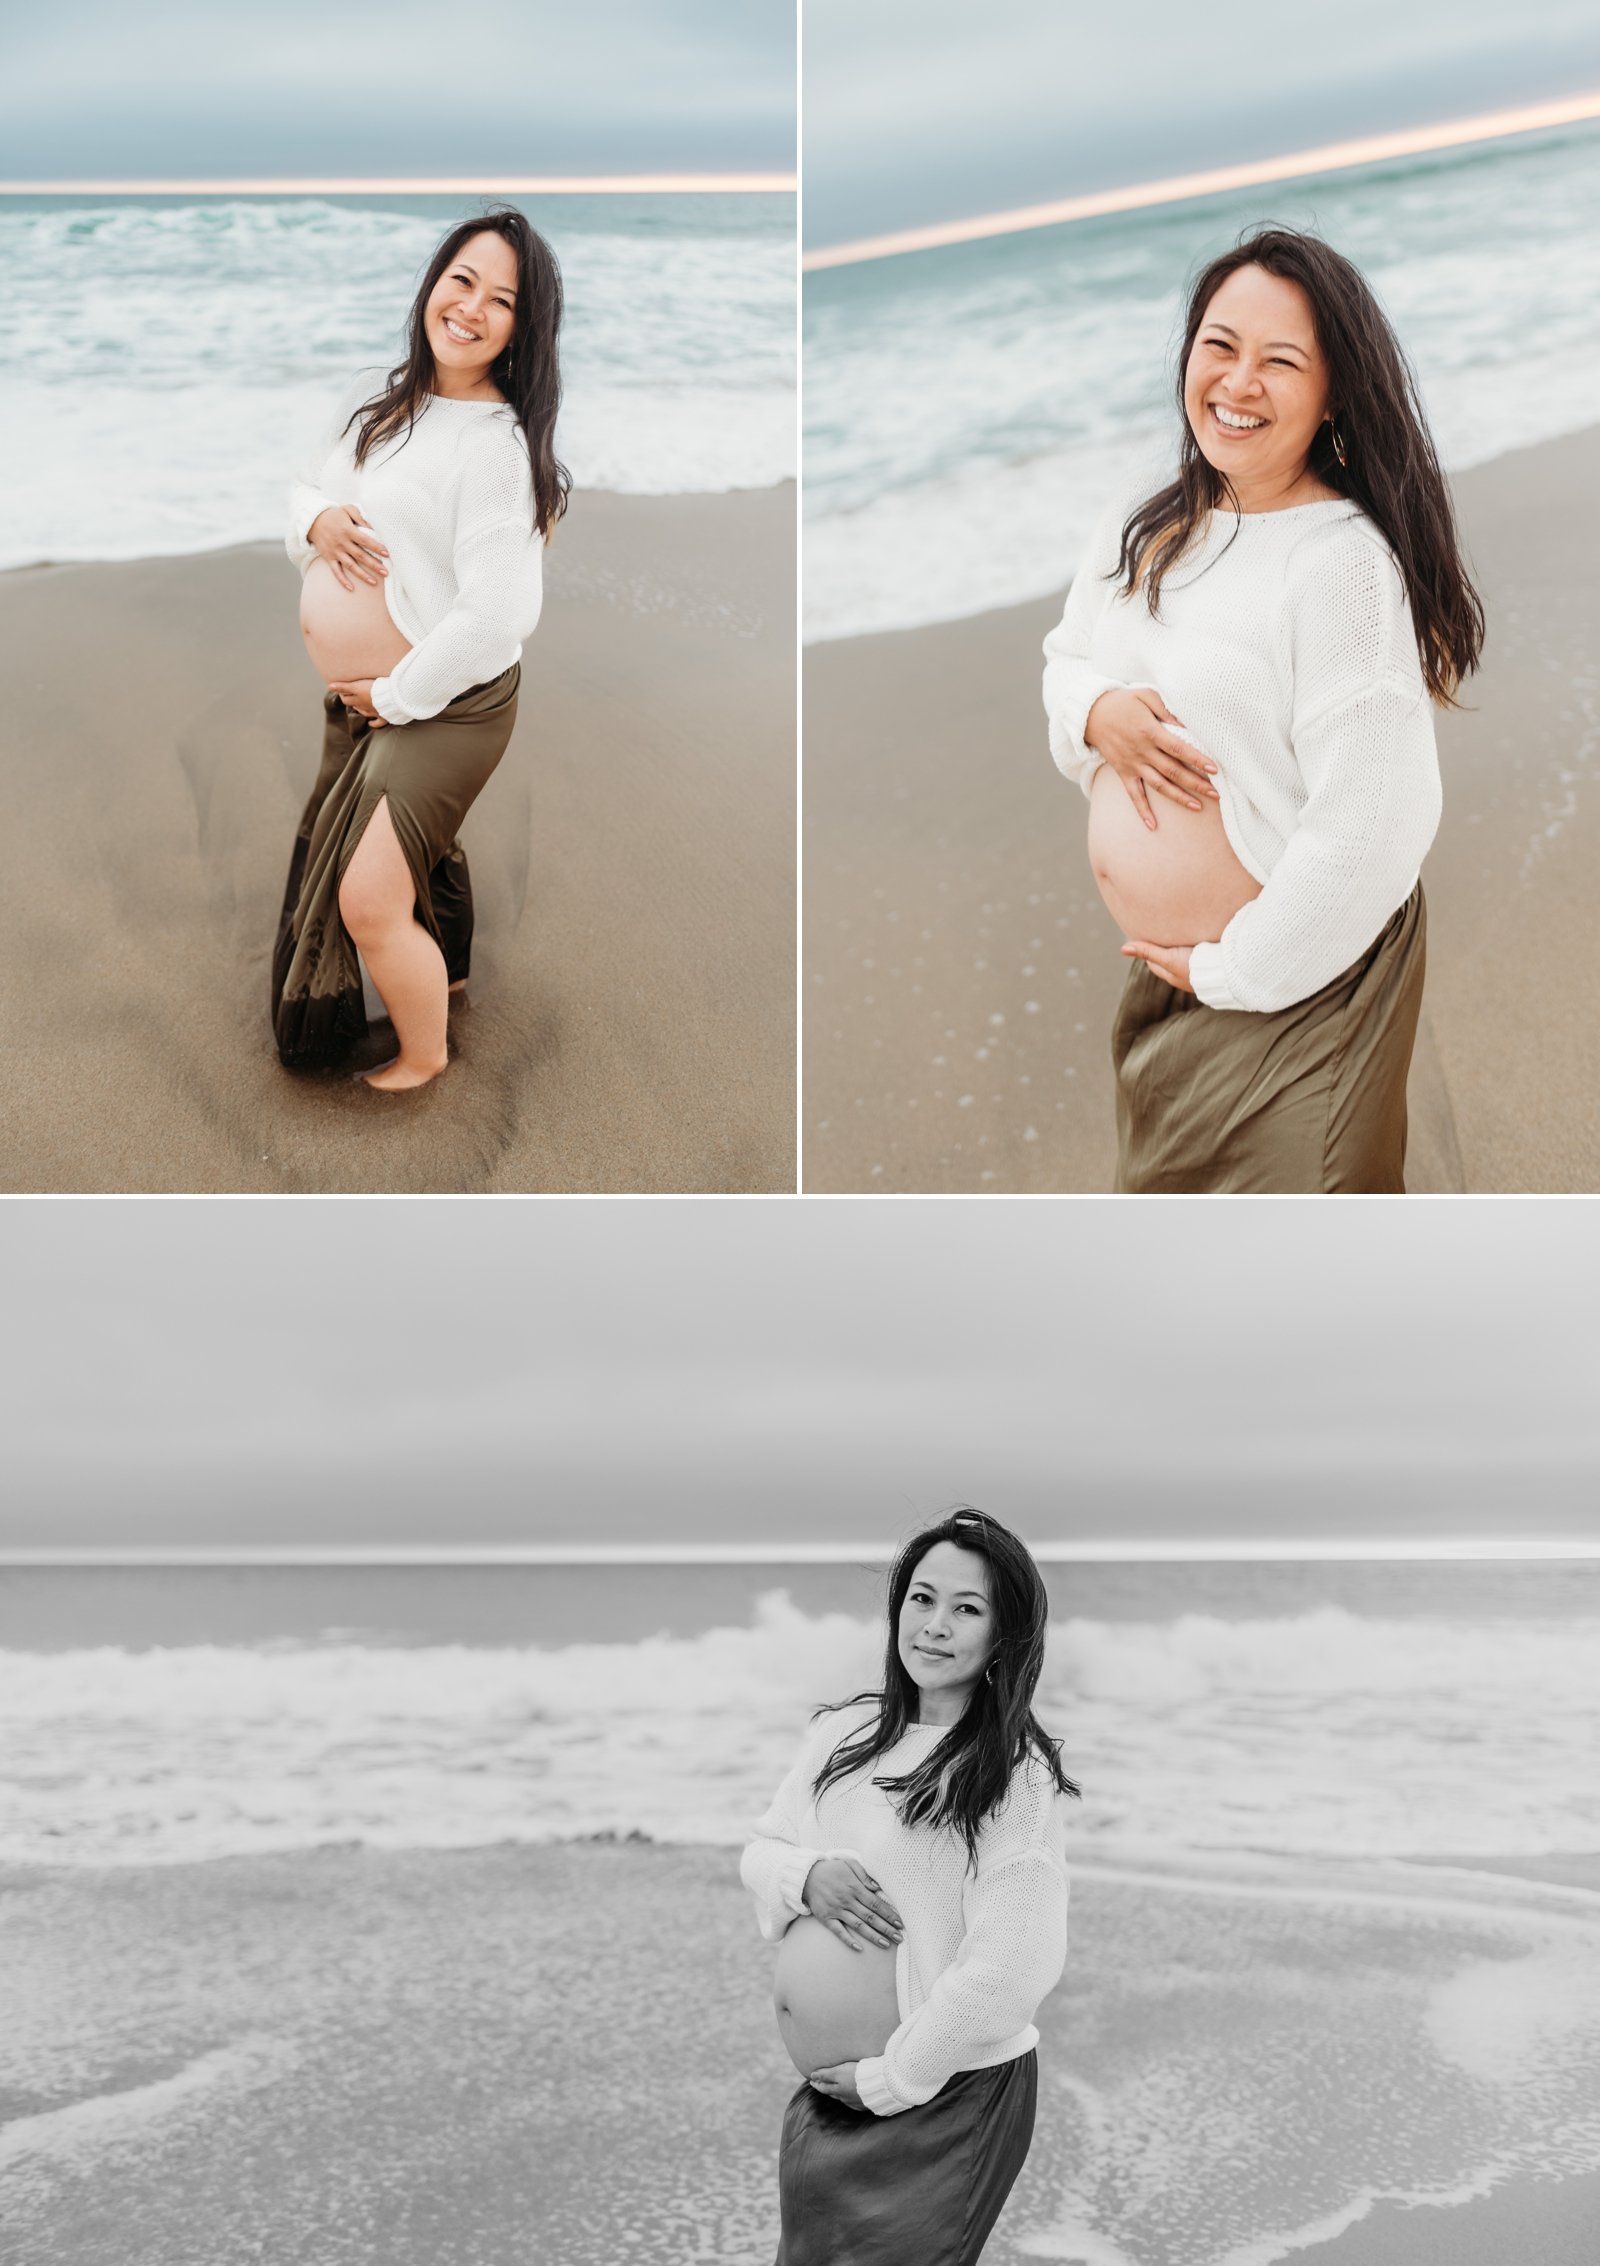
[742,1509,1077,2265]
[274,207,568,1087]
[1043,227,1484,1191]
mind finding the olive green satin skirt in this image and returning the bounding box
[1112,885,1426,1195]
[271,666,519,1069]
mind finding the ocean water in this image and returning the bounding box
[0,190,794,568]
[3,1558,1598,2266]
[2,1557,1596,1867]
[803,119,1600,641]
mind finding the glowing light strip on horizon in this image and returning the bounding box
[0,172,796,196]
[2,1540,1596,1566]
[803,90,1600,271]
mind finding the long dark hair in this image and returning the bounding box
[1116,226,1484,705]
[813,1508,1078,1868]
[345,206,570,539]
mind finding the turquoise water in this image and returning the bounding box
[0,190,795,565]
[803,121,1600,638]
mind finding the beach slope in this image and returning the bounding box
[5,1843,1598,2266]
[0,486,795,1193]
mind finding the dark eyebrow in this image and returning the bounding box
[1204,321,1307,353]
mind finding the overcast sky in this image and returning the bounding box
[0,1,794,180]
[3,1201,1596,1549]
[805,2,1600,244]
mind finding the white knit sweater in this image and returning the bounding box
[1041,494,1442,1013]
[287,368,544,727]
[741,1705,1071,2118]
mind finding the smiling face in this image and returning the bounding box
[897,1541,995,1723]
[424,230,520,398]
[1183,263,1334,509]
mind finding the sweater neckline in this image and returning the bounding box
[1221,497,1353,521]
[426,391,509,412]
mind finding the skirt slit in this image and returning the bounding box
[271,665,518,1069]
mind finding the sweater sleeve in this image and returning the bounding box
[854,1772,1070,2117]
[739,1716,863,1942]
[1188,530,1441,1015]
[370,428,544,726]
[285,369,382,570]
[1041,497,1134,791]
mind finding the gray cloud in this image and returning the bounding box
[0,1,794,178]
[804,1,1600,243]
[3,1200,1596,1548]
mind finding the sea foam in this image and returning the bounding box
[2,1593,1596,1868]
[0,193,794,568]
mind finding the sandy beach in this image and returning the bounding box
[0,486,795,1194]
[803,425,1600,1193]
[6,1842,1597,2266]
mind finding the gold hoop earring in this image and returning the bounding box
[1328,414,1348,469]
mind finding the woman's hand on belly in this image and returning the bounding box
[327,677,389,728]
[307,504,390,591]
[1121,940,1195,993]
[1085,685,1219,829]
[801,1856,905,1950]
[808,2062,867,2112]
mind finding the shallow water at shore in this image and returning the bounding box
[4,1844,1598,2266]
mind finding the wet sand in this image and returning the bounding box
[803,425,1600,1192]
[5,1843,1597,2266]
[0,486,795,1193]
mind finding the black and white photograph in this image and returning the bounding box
[3,1202,1598,2265]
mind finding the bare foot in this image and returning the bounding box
[361,1055,448,1092]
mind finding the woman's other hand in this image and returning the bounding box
[1122,941,1196,993]
[809,2061,866,2110]
[1086,686,1218,831]
[307,505,390,591]
[801,1856,905,1951]
[326,678,389,728]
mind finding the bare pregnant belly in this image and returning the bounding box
[1088,763,1262,947]
[774,1917,901,2077]
[299,556,413,687]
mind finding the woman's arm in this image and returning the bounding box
[286,371,380,569]
[1041,499,1133,790]
[1187,534,1441,1014]
[370,435,543,726]
[739,1718,855,1942]
[853,1844,1069,2116]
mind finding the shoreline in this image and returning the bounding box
[803,421,1600,1193]
[0,484,795,1194]
[4,1841,1596,2266]
[0,476,797,582]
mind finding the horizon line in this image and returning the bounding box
[0,171,796,198]
[803,89,1600,272]
[2,1540,1597,1567]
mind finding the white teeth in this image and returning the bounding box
[443,318,479,342]
[1213,404,1266,431]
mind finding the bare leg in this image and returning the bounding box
[338,798,449,1091]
